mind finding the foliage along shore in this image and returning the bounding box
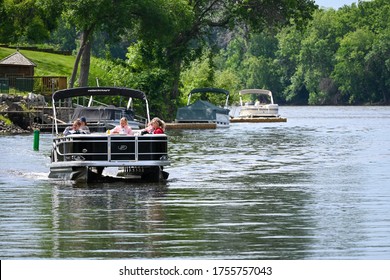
[0,0,389,123]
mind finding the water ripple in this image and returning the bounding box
[1,107,390,259]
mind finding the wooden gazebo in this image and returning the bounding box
[0,51,36,87]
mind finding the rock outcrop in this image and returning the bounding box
[0,93,46,134]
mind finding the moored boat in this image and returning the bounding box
[238,89,279,118]
[175,87,230,128]
[48,87,170,183]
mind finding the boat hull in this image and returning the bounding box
[239,104,279,118]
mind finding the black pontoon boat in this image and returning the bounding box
[48,87,170,183]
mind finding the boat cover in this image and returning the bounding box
[71,106,135,123]
[176,100,229,121]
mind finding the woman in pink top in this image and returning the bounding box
[111,117,133,135]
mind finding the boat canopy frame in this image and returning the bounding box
[52,87,150,135]
[239,89,274,105]
[187,87,230,108]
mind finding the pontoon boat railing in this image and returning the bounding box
[52,135,168,163]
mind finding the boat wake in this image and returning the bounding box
[24,172,51,181]
[0,169,50,184]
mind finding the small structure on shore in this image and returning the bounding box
[0,51,36,88]
[0,49,66,94]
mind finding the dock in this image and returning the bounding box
[230,117,287,123]
[39,119,286,132]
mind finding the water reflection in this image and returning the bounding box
[44,182,169,258]
[40,119,318,259]
[41,180,315,259]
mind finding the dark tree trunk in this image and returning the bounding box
[168,56,182,118]
[79,40,91,87]
[68,28,93,88]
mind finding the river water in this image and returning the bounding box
[1,106,390,260]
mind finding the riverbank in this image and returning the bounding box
[0,119,30,134]
[0,93,45,134]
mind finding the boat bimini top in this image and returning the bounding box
[187,87,230,108]
[51,87,150,135]
[239,89,274,105]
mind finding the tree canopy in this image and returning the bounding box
[210,0,389,106]
[1,0,389,120]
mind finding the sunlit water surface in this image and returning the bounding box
[1,106,389,259]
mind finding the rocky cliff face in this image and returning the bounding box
[0,93,46,134]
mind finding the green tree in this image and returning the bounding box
[333,28,375,104]
[63,0,186,89]
[216,30,283,102]
[299,9,341,104]
[242,33,282,100]
[357,0,390,104]
[275,25,307,103]
[0,0,13,42]
[48,18,77,52]
[0,0,61,44]
[277,7,363,105]
[275,1,390,105]
[366,29,390,104]
[180,51,215,100]
[62,0,136,87]
[137,0,317,117]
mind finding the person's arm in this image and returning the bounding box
[111,126,120,134]
[80,126,90,134]
[63,126,70,136]
[126,127,134,135]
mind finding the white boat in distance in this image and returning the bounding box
[238,89,279,118]
[48,87,170,183]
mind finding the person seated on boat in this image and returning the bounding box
[255,100,260,106]
[111,117,134,135]
[141,117,166,135]
[79,116,90,134]
[63,119,82,136]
